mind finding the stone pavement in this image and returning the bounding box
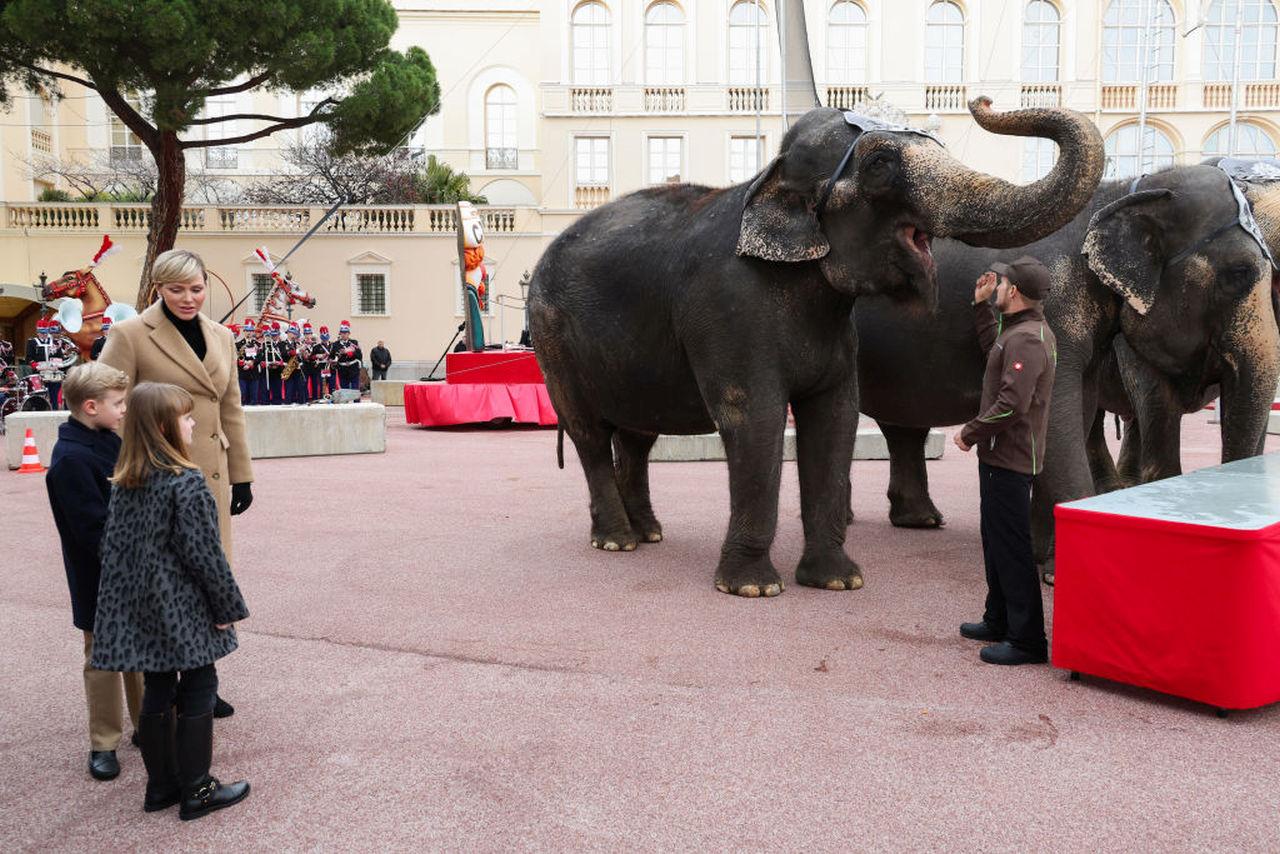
[2,409,1277,851]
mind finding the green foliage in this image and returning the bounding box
[36,187,71,201]
[415,155,488,205]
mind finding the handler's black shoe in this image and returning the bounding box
[213,696,234,718]
[89,750,120,780]
[980,641,1048,666]
[960,621,1004,642]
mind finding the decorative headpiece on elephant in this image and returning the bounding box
[529,98,1105,597]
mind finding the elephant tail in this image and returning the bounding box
[557,425,565,469]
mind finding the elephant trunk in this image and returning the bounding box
[930,98,1105,249]
[1217,283,1280,461]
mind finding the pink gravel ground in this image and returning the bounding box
[1,408,1277,851]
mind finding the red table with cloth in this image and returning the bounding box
[404,348,557,426]
[1053,453,1280,711]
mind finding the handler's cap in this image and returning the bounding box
[988,255,1052,300]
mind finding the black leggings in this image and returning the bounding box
[141,664,218,717]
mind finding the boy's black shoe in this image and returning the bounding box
[213,696,234,718]
[959,621,1004,642]
[89,750,120,780]
[979,641,1049,666]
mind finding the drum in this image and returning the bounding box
[39,369,66,384]
[21,393,51,412]
[0,397,16,420]
[25,374,44,393]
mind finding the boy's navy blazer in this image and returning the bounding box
[45,418,121,630]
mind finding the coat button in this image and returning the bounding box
[211,433,218,440]
[212,472,220,479]
[212,395,218,402]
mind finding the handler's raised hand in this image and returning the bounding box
[953,431,972,452]
[974,271,998,304]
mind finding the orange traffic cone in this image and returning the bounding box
[17,428,45,473]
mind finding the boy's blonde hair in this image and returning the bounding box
[112,382,199,488]
[151,248,207,287]
[62,362,128,415]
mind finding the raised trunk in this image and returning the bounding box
[1217,288,1280,462]
[936,99,1106,248]
[136,132,186,311]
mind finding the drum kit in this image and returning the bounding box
[0,357,58,430]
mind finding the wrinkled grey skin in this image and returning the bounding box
[856,165,1280,582]
[1088,162,1280,493]
[529,99,1104,597]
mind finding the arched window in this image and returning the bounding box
[728,1,769,85]
[645,2,685,85]
[925,2,965,83]
[485,85,518,170]
[1203,0,1279,81]
[1023,1,1060,82]
[1102,0,1176,83]
[827,1,868,85]
[1104,124,1176,179]
[1204,123,1279,157]
[572,2,611,85]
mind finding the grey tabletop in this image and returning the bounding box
[1058,452,1280,531]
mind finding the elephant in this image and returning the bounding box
[854,163,1280,581]
[528,98,1105,597]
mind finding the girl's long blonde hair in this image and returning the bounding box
[112,382,200,488]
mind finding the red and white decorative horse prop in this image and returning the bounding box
[251,246,316,328]
[40,236,136,360]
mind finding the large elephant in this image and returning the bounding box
[529,99,1104,597]
[855,163,1280,578]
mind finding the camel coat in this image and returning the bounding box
[99,302,253,564]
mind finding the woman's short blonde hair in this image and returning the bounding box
[151,249,206,287]
[112,381,199,488]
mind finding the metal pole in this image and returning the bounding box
[1229,4,1243,155]
[1136,0,1151,174]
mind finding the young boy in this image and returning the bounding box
[45,362,143,780]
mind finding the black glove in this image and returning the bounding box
[230,482,253,516]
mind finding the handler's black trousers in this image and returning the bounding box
[978,461,1046,654]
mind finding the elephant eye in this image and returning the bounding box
[1220,262,1258,298]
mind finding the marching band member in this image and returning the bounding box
[335,320,362,392]
[262,322,286,405]
[316,325,335,398]
[27,318,67,409]
[282,323,306,405]
[236,319,262,406]
[89,315,113,361]
[300,322,321,401]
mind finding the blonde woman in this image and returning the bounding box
[92,382,250,820]
[100,248,252,718]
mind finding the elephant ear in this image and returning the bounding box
[1081,188,1174,316]
[736,156,830,262]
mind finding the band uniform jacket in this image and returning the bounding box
[99,301,253,564]
[335,338,362,381]
[91,467,249,673]
[959,303,1056,476]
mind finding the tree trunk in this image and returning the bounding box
[136,131,187,310]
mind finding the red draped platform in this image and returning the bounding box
[404,348,557,426]
[1053,454,1280,712]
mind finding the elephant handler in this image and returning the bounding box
[952,255,1056,667]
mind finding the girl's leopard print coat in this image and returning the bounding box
[91,468,249,672]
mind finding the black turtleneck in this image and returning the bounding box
[161,301,207,361]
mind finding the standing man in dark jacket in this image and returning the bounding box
[370,340,392,381]
[954,255,1057,666]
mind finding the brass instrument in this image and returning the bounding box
[281,344,299,380]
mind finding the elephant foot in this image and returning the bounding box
[715,555,784,598]
[591,524,638,552]
[795,551,864,591]
[629,515,664,544]
[889,496,945,528]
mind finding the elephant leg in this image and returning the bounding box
[881,423,945,528]
[612,428,663,543]
[1115,418,1142,486]
[713,398,788,598]
[566,425,638,552]
[792,390,863,591]
[1085,409,1123,493]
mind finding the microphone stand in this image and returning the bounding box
[426,323,465,381]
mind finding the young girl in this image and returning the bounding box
[91,382,250,821]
